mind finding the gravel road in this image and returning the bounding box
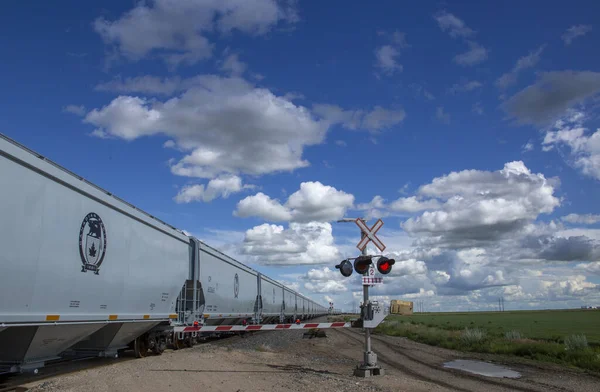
[4,319,599,392]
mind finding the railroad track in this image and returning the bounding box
[0,332,251,392]
[335,327,570,392]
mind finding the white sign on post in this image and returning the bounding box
[362,264,383,286]
[355,218,386,252]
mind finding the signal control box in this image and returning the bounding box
[351,300,386,329]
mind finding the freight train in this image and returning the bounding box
[0,133,330,375]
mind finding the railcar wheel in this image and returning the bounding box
[185,335,194,348]
[172,334,185,350]
[152,338,166,355]
[134,336,148,358]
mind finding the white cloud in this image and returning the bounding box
[389,196,441,213]
[235,181,355,223]
[434,11,474,38]
[402,161,561,243]
[355,195,440,220]
[241,222,341,265]
[234,192,292,221]
[522,141,534,152]
[454,41,488,66]
[220,52,247,76]
[562,25,592,45]
[313,104,406,133]
[496,45,545,90]
[502,71,600,125]
[374,45,402,75]
[94,0,297,68]
[436,106,450,124]
[374,30,409,76]
[301,267,349,294]
[576,261,600,275]
[562,213,600,225]
[174,174,253,203]
[435,11,487,66]
[85,75,328,179]
[63,104,86,116]
[542,111,600,180]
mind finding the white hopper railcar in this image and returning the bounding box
[0,133,190,373]
[0,133,329,374]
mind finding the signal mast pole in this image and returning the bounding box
[336,217,389,377]
[355,219,383,376]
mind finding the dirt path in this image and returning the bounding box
[5,325,599,392]
[332,328,600,392]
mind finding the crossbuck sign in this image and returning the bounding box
[355,218,386,252]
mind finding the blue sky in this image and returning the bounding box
[2,0,600,312]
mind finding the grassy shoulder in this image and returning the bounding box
[375,315,600,373]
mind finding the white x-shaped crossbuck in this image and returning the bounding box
[355,218,386,252]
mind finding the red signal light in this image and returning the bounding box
[376,256,395,275]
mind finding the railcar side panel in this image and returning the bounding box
[283,287,296,318]
[198,242,258,321]
[0,135,190,323]
[260,275,283,317]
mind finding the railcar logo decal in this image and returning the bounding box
[78,212,107,274]
[234,273,239,298]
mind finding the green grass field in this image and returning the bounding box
[391,309,600,343]
[375,309,600,372]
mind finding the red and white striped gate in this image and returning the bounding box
[173,321,351,333]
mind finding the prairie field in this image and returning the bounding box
[387,309,600,343]
[375,309,600,372]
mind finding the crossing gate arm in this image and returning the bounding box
[173,321,352,333]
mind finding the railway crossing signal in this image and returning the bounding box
[335,217,394,377]
[355,218,386,252]
[353,255,373,274]
[335,259,353,277]
[376,256,395,275]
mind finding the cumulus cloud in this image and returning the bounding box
[84,75,328,179]
[496,45,545,90]
[300,267,349,293]
[234,193,293,221]
[576,261,600,275]
[312,104,406,133]
[174,174,253,203]
[94,0,297,68]
[220,52,247,76]
[502,71,600,125]
[235,181,354,223]
[240,222,341,265]
[542,111,600,180]
[355,195,441,220]
[562,25,592,45]
[402,161,561,244]
[562,213,600,225]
